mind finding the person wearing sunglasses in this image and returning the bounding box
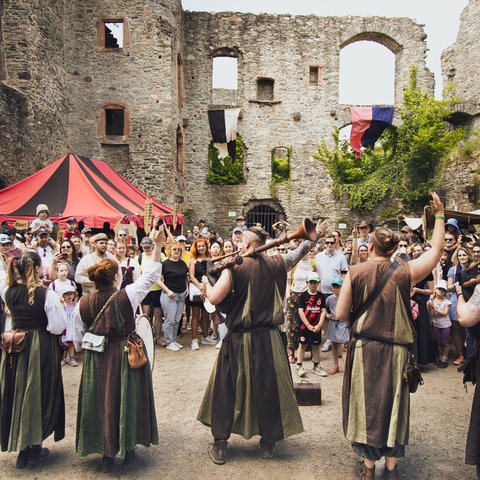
[315,233,349,352]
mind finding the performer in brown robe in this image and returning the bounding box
[198,220,328,465]
[336,192,445,480]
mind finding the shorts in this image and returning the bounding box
[433,325,451,346]
[141,290,162,308]
[298,327,321,346]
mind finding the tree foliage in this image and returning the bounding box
[271,146,292,185]
[314,66,467,211]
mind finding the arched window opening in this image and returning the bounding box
[339,40,395,105]
[212,56,238,90]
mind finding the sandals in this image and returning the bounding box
[329,365,340,375]
[288,353,296,364]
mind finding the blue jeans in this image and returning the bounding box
[160,290,187,344]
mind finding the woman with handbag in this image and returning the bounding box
[0,251,67,469]
[188,238,214,350]
[72,230,164,473]
[336,192,445,480]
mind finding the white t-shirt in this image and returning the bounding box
[432,298,452,329]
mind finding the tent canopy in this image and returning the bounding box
[0,153,183,229]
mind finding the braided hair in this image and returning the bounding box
[7,251,41,305]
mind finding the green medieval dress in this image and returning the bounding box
[76,288,158,458]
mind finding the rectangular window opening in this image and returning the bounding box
[257,78,274,101]
[212,57,238,90]
[309,66,320,86]
[104,21,124,49]
[105,109,125,135]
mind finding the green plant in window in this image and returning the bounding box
[207,135,244,185]
[272,146,292,186]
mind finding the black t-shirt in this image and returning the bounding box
[162,259,188,293]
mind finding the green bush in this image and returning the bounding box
[207,135,244,185]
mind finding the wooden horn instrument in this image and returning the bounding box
[208,218,317,275]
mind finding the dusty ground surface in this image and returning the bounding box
[0,335,477,480]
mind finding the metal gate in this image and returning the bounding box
[246,205,280,238]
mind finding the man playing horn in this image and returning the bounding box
[198,219,328,465]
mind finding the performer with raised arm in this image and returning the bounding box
[197,218,329,465]
[336,192,445,480]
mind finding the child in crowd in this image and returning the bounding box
[325,277,349,375]
[30,203,53,234]
[427,279,452,368]
[49,263,78,366]
[296,271,327,377]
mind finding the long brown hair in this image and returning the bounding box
[7,251,41,305]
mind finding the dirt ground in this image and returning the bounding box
[0,335,477,480]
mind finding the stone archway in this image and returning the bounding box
[244,199,285,238]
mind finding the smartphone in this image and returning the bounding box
[155,219,164,230]
[62,253,68,260]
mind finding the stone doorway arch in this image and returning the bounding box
[244,199,285,238]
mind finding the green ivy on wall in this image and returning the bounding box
[271,146,292,186]
[207,135,244,185]
[314,66,467,211]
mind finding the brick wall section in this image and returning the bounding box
[182,12,433,232]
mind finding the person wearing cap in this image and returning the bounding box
[175,235,192,265]
[81,228,93,254]
[62,217,81,240]
[400,225,413,246]
[0,233,12,270]
[325,277,348,375]
[75,233,120,295]
[49,264,78,366]
[296,271,328,378]
[198,218,329,465]
[30,203,53,235]
[231,226,244,250]
[32,228,58,286]
[234,215,247,232]
[427,280,452,369]
[336,192,445,480]
[3,228,22,257]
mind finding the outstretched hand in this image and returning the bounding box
[429,191,444,217]
[316,219,329,236]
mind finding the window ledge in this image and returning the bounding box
[100,136,129,145]
[248,99,281,106]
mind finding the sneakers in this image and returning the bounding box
[69,359,78,367]
[191,339,200,350]
[61,359,67,366]
[209,440,227,465]
[166,342,180,351]
[313,364,328,377]
[201,336,217,345]
[215,339,223,349]
[174,341,184,349]
[259,438,276,459]
[321,339,332,352]
[437,359,448,369]
[296,364,306,377]
[453,356,465,366]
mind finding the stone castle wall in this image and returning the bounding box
[0,0,68,184]
[0,1,452,234]
[182,12,433,232]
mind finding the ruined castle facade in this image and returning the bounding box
[0,0,477,232]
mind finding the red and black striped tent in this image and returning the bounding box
[0,153,183,229]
